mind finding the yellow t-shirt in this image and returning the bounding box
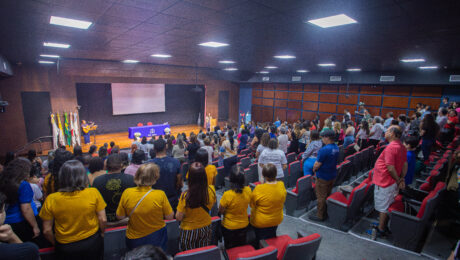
[43,174,55,195]
[186,165,217,187]
[250,181,286,228]
[220,186,251,230]
[116,186,173,239]
[177,186,216,230]
[39,188,106,244]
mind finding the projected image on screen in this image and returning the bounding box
[111,83,165,115]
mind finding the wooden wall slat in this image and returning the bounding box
[384,86,411,96]
[360,95,382,106]
[412,86,442,97]
[337,105,356,115]
[275,91,288,99]
[264,84,275,90]
[304,85,319,92]
[303,111,316,120]
[275,100,287,108]
[338,94,358,104]
[321,85,338,93]
[275,84,288,91]
[381,108,407,117]
[383,96,409,108]
[339,85,360,94]
[288,92,303,100]
[253,98,263,106]
[287,110,301,123]
[288,100,302,109]
[303,93,319,101]
[262,107,274,122]
[360,85,383,94]
[319,103,337,113]
[263,90,274,98]
[303,102,318,111]
[410,98,440,110]
[289,84,303,91]
[263,98,274,106]
[275,108,287,121]
[320,93,338,103]
[367,107,381,117]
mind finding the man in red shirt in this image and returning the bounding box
[372,125,407,236]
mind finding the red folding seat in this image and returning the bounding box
[215,166,226,188]
[181,162,189,182]
[147,122,153,125]
[333,160,352,187]
[104,225,127,259]
[285,175,314,217]
[262,232,321,260]
[326,182,368,229]
[137,123,143,126]
[286,152,297,165]
[244,167,259,185]
[174,245,221,260]
[388,182,446,251]
[287,161,302,188]
[39,247,55,260]
[165,219,180,255]
[226,245,278,260]
[240,157,251,169]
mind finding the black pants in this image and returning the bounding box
[10,220,34,243]
[252,225,277,249]
[223,156,238,176]
[55,232,104,260]
[368,139,380,147]
[222,226,248,249]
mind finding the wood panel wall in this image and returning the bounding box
[0,61,239,155]
[252,84,443,123]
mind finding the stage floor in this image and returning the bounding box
[61,124,204,154]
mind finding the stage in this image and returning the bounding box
[60,124,204,154]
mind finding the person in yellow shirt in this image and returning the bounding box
[250,163,286,247]
[187,148,217,186]
[116,163,174,251]
[176,162,216,251]
[218,165,251,249]
[40,160,107,260]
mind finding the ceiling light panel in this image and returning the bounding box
[347,68,361,71]
[264,66,278,69]
[43,42,70,48]
[296,70,309,73]
[419,66,438,70]
[198,41,229,47]
[274,55,296,59]
[40,54,60,58]
[401,58,425,63]
[219,60,235,64]
[307,14,357,28]
[318,63,336,67]
[151,54,172,58]
[223,68,238,71]
[39,60,55,64]
[50,16,92,29]
[122,60,139,63]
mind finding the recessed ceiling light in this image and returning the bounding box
[198,41,229,48]
[264,66,278,69]
[50,16,92,29]
[44,42,70,48]
[39,60,55,64]
[347,68,361,72]
[274,55,296,59]
[151,54,172,58]
[401,58,425,63]
[40,54,60,58]
[419,66,438,70]
[259,71,269,74]
[318,63,336,67]
[223,68,238,71]
[219,60,235,64]
[307,14,357,28]
[296,70,309,73]
[122,60,139,63]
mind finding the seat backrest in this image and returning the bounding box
[104,226,127,260]
[216,166,225,187]
[297,175,313,205]
[236,246,278,260]
[282,233,322,260]
[417,182,445,220]
[245,167,259,184]
[174,246,221,260]
[287,153,296,164]
[137,123,143,126]
[39,247,56,260]
[211,216,222,245]
[241,157,251,169]
[288,161,302,187]
[249,163,258,176]
[166,219,180,256]
[181,162,189,179]
[147,122,153,125]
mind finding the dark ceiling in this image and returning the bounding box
[1,0,460,76]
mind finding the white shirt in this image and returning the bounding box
[370,123,384,140]
[30,183,43,209]
[259,149,288,179]
[277,134,289,154]
[202,145,214,164]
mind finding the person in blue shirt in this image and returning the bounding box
[238,129,249,153]
[421,106,431,120]
[383,112,394,131]
[274,118,281,128]
[269,125,277,139]
[0,158,40,242]
[404,136,419,186]
[310,129,339,221]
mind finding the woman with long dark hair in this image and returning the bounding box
[221,130,238,176]
[172,136,186,164]
[288,124,301,154]
[420,114,439,163]
[43,148,74,196]
[0,158,40,242]
[218,166,251,249]
[176,162,216,251]
[40,160,107,260]
[185,134,200,162]
[356,120,370,149]
[192,148,217,186]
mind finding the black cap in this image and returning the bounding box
[320,129,335,138]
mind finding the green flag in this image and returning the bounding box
[64,112,71,145]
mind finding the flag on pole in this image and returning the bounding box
[57,113,66,146]
[50,113,59,150]
[70,112,76,147]
[73,112,81,146]
[64,112,71,146]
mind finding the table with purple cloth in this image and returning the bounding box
[128,123,170,139]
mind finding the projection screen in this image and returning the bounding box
[111,83,165,115]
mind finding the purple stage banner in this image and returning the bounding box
[128,124,170,139]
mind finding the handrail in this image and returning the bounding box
[15,136,53,155]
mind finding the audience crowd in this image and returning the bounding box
[0,99,459,259]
